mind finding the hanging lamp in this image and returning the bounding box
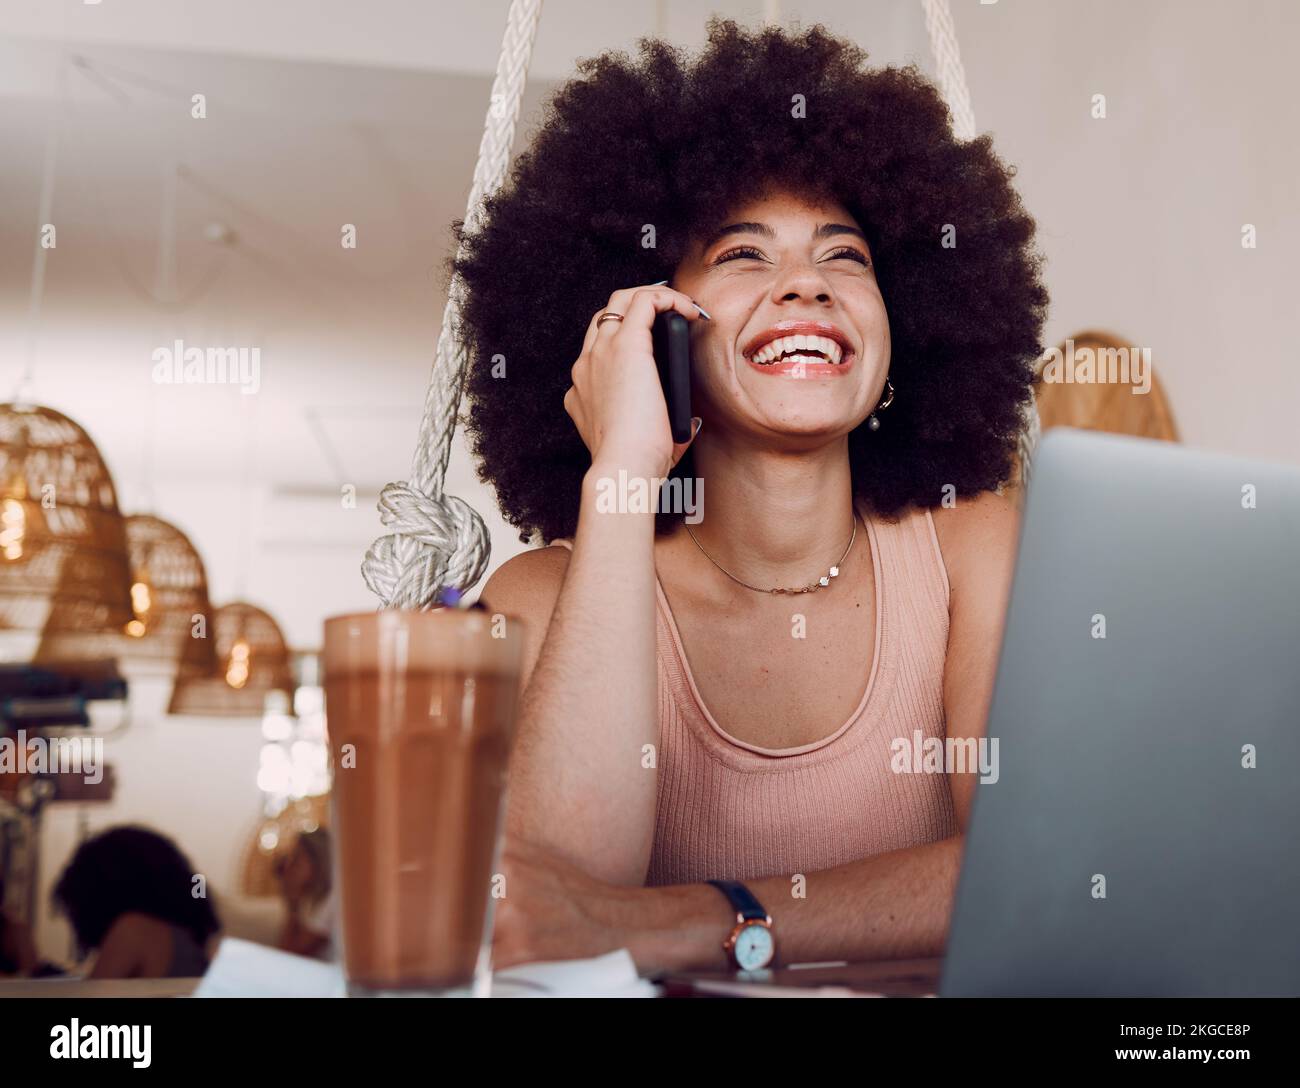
[166,600,294,716]
[34,513,220,675]
[0,403,134,665]
[239,792,331,899]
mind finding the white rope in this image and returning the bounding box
[920,0,1041,485]
[19,55,66,404]
[362,0,544,609]
[920,0,977,141]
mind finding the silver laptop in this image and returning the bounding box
[941,427,1300,997]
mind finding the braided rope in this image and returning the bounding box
[362,0,544,609]
[921,0,1041,485]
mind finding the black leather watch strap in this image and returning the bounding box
[706,879,769,921]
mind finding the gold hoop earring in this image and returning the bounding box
[868,378,895,431]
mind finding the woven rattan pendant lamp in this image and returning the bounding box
[167,600,294,716]
[36,513,220,676]
[0,403,134,665]
[360,0,1040,608]
[239,792,331,898]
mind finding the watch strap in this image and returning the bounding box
[706,879,768,922]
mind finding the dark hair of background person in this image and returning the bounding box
[52,825,220,956]
[452,18,1049,544]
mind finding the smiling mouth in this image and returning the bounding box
[741,322,856,376]
[748,334,847,367]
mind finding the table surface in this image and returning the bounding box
[0,976,202,998]
[657,957,943,997]
[0,957,944,998]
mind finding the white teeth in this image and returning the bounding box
[750,332,846,365]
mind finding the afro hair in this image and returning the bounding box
[452,17,1049,544]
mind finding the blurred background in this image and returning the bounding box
[0,0,1295,970]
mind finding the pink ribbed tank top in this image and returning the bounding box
[549,501,957,885]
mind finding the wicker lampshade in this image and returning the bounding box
[36,513,219,676]
[239,793,331,899]
[0,403,133,663]
[167,600,294,716]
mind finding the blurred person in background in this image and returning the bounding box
[52,825,221,979]
[275,827,336,961]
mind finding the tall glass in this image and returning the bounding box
[322,607,525,996]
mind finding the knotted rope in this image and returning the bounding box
[362,0,544,609]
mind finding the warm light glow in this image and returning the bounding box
[130,580,151,615]
[123,579,152,636]
[226,637,252,689]
[1,498,25,561]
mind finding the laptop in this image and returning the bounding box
[941,427,1300,997]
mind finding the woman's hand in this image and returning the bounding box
[491,837,632,971]
[491,837,733,978]
[564,282,705,479]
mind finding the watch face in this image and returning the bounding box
[734,923,774,970]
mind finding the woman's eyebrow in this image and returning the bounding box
[813,222,869,243]
[703,221,775,249]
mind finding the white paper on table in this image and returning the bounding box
[193,938,658,998]
[491,949,659,998]
[193,938,346,998]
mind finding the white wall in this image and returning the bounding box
[956,0,1299,467]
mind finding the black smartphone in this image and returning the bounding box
[652,310,693,443]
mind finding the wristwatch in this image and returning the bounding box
[707,879,776,971]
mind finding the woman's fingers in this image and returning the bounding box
[581,281,701,354]
[615,284,706,335]
[578,280,665,355]
[567,280,709,471]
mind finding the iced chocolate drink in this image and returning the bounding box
[323,608,524,996]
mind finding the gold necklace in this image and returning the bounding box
[683,513,859,595]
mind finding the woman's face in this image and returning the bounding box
[672,187,890,443]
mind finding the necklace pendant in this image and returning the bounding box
[818,575,830,587]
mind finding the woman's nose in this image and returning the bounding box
[772,262,834,305]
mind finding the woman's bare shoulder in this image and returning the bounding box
[477,543,572,615]
[929,490,1020,591]
[475,545,572,685]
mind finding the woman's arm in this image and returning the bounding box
[482,458,662,887]
[493,491,1020,970]
[482,283,704,887]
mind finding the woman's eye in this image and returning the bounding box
[824,247,871,266]
[714,246,766,264]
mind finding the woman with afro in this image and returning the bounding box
[460,19,1048,974]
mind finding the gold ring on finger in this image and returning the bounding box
[597,312,625,326]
